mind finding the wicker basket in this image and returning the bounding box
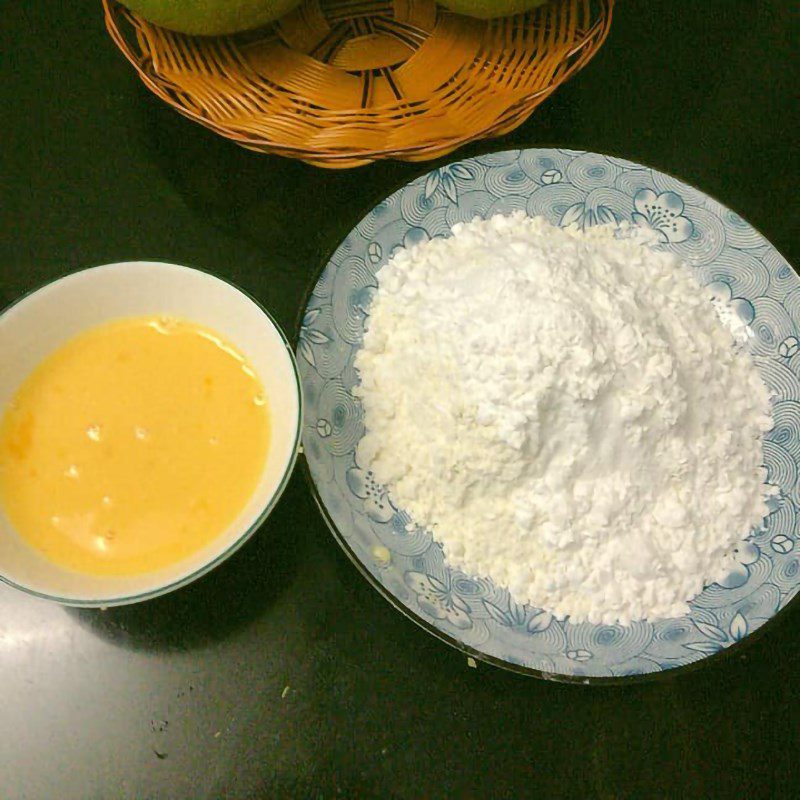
[104,0,613,168]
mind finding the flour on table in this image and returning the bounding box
[354,213,773,624]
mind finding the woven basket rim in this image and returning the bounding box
[103,0,614,167]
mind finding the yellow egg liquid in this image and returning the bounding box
[0,316,270,576]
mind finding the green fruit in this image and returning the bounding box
[438,0,549,19]
[121,0,302,36]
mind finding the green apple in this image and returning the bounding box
[121,0,302,36]
[438,0,550,19]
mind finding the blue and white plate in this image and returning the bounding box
[297,148,799,680]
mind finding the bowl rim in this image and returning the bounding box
[0,260,303,607]
[294,144,800,684]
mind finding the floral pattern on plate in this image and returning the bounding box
[298,148,799,679]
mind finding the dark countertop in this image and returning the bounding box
[1,2,798,798]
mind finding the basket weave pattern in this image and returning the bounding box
[104,0,613,168]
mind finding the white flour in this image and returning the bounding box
[354,213,773,624]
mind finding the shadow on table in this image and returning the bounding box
[65,471,308,653]
[133,75,580,261]
[139,85,415,256]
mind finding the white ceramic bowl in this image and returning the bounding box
[0,261,301,606]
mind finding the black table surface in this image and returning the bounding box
[1,2,798,798]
